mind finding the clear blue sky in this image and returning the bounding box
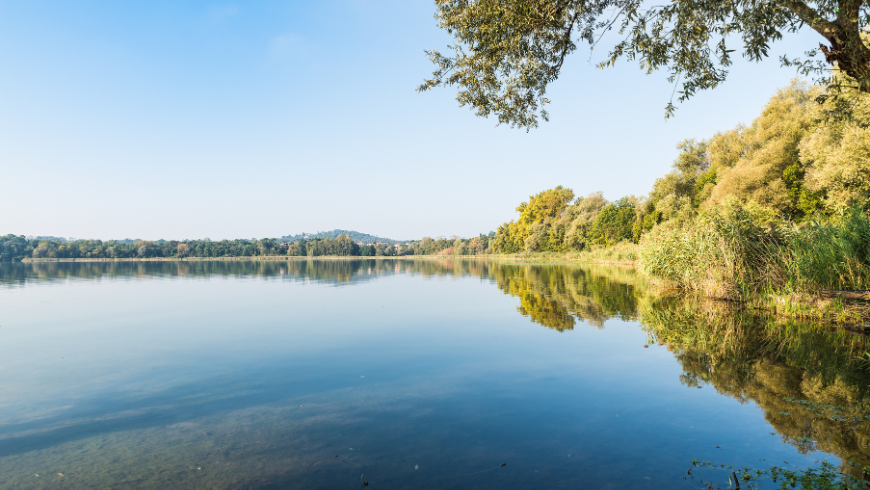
[0,1,822,240]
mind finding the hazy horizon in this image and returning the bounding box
[19,229,423,243]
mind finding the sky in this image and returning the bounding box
[0,1,825,241]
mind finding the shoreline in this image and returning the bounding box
[15,256,869,330]
[21,254,637,266]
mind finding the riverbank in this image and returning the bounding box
[21,255,504,263]
[22,256,394,263]
[21,248,639,265]
[19,253,868,329]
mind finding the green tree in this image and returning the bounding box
[590,198,637,247]
[286,241,299,256]
[562,192,609,251]
[334,234,361,256]
[419,0,870,127]
[648,139,710,225]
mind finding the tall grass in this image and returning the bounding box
[566,241,639,264]
[638,204,870,299]
[786,210,870,291]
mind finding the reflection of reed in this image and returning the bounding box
[639,293,870,478]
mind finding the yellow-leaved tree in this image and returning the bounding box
[800,77,870,212]
[708,81,821,218]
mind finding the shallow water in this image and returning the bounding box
[0,259,868,489]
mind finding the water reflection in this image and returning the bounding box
[491,264,639,330]
[640,294,870,479]
[1,259,868,488]
[0,260,640,330]
[488,261,870,478]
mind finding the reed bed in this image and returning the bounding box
[638,204,870,303]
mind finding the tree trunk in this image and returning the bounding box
[818,5,870,92]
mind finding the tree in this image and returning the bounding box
[287,241,307,256]
[32,241,57,259]
[589,198,637,246]
[334,234,361,256]
[562,191,608,250]
[494,186,574,253]
[517,186,575,229]
[453,238,469,255]
[800,77,870,211]
[469,236,485,254]
[708,81,821,218]
[177,243,190,258]
[253,238,279,256]
[419,0,870,127]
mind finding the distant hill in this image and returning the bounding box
[28,236,71,242]
[280,230,404,245]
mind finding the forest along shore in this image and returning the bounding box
[20,254,632,264]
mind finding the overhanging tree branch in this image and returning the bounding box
[421,0,870,128]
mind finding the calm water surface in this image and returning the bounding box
[1,259,868,489]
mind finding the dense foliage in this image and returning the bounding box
[0,233,506,262]
[632,80,870,296]
[420,0,870,127]
[491,190,639,254]
[0,235,361,261]
[492,79,870,261]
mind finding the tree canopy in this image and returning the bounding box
[418,0,870,127]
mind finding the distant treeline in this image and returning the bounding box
[0,232,501,262]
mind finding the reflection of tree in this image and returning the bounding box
[510,279,576,331]
[0,259,409,288]
[640,294,870,479]
[491,264,641,330]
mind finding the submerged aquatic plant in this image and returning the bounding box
[689,459,870,489]
[782,398,870,423]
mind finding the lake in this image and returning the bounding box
[1,259,868,489]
